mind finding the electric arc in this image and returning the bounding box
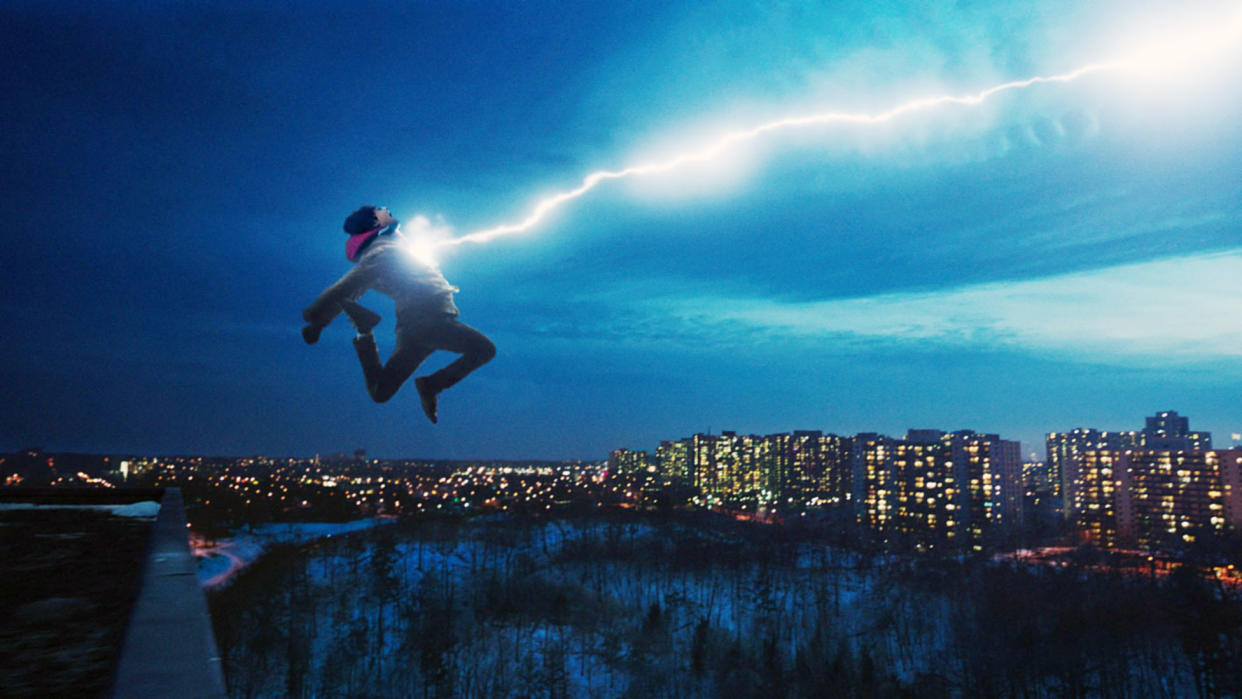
[422,8,1242,255]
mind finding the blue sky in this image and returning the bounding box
[2,0,1239,459]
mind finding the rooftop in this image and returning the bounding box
[0,487,224,698]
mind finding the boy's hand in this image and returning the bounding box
[302,324,323,345]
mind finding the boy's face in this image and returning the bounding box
[374,206,396,227]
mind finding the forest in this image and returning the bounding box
[209,509,1242,697]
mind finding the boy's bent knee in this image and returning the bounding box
[479,339,497,363]
[369,383,398,403]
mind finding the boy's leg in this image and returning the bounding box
[341,300,381,334]
[353,334,433,403]
[416,318,497,393]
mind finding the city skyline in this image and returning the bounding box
[14,409,1240,558]
[9,408,1232,467]
[3,1,1240,459]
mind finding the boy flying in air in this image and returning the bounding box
[302,206,495,423]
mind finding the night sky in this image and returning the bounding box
[3,1,1240,460]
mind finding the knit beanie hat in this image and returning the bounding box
[344,206,380,235]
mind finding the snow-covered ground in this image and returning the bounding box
[193,518,395,588]
[214,516,901,696]
[212,515,1215,697]
[0,501,161,518]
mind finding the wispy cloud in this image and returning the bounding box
[633,250,1242,362]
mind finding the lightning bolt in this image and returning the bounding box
[441,61,1129,249]
[435,5,1242,251]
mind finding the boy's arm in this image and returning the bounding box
[302,255,379,333]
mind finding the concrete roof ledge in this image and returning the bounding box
[112,488,227,698]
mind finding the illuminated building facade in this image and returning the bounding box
[639,426,1019,537]
[1047,429,1140,517]
[858,434,896,532]
[1141,410,1212,451]
[759,431,854,508]
[1068,449,1129,547]
[1067,449,1242,548]
[1124,449,1240,547]
[958,431,1022,545]
[1050,411,1213,520]
[786,431,821,503]
[1021,460,1058,524]
[655,439,691,482]
[711,432,759,502]
[891,437,958,548]
[608,448,650,475]
[1021,460,1050,493]
[690,432,759,504]
[645,429,859,511]
[857,430,1020,550]
[758,433,790,506]
[815,433,853,506]
[651,430,853,510]
[692,433,717,495]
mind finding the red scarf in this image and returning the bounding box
[345,227,382,262]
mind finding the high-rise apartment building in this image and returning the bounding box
[1020,460,1059,526]
[667,430,855,509]
[692,433,717,494]
[958,430,1022,544]
[1070,448,1242,548]
[1051,411,1214,519]
[816,433,853,506]
[772,431,845,503]
[640,426,1015,538]
[655,439,691,482]
[715,432,760,502]
[1067,449,1129,547]
[857,429,1020,550]
[687,432,763,505]
[786,430,822,504]
[1047,429,1141,516]
[890,436,960,547]
[757,433,790,506]
[607,448,650,475]
[1142,410,1212,451]
[1127,449,1238,547]
[1021,460,1050,493]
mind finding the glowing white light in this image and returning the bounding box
[430,6,1242,252]
[1110,4,1242,79]
[397,214,454,266]
[401,235,440,267]
[441,61,1126,249]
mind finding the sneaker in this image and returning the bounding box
[414,377,438,424]
[340,300,381,334]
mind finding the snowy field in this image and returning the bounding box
[193,518,395,588]
[208,513,1235,697]
[0,501,161,518]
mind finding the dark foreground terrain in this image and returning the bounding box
[1,500,154,696]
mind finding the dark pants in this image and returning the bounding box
[353,315,495,403]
